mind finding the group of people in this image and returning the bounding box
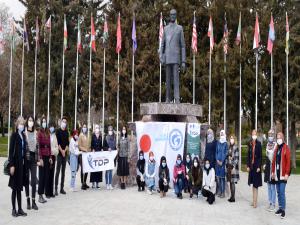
[7,115,130,217]
[6,115,291,219]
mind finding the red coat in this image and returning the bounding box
[173,163,186,180]
[38,130,51,158]
[271,143,291,181]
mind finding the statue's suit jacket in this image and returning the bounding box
[160,23,186,65]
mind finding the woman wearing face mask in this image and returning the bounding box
[215,130,228,198]
[136,151,146,191]
[247,130,262,208]
[173,154,186,199]
[145,151,156,194]
[47,121,58,198]
[69,130,80,192]
[117,126,130,189]
[8,116,28,217]
[188,157,203,198]
[37,117,51,203]
[158,156,170,198]
[105,125,117,190]
[24,116,38,210]
[90,124,107,189]
[226,135,240,202]
[271,132,291,219]
[205,129,217,169]
[184,153,192,193]
[201,159,216,205]
[263,129,276,211]
[78,123,90,190]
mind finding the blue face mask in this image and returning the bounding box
[186,158,190,163]
[176,159,181,165]
[50,127,55,133]
[139,156,144,160]
[162,162,167,167]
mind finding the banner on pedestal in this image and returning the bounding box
[187,123,201,159]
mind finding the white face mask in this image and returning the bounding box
[61,122,66,129]
[82,127,87,134]
[149,156,154,161]
[108,130,113,135]
[277,139,283,145]
[194,162,198,167]
[122,130,126,135]
[18,124,24,132]
[74,135,79,140]
[28,121,34,128]
[252,135,257,140]
[230,139,235,145]
[205,164,210,169]
[42,122,47,129]
[95,128,100,134]
[268,136,274,142]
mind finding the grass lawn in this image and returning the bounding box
[0,136,8,157]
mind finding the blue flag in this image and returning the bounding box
[132,16,137,53]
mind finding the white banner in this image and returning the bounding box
[82,151,118,173]
[136,122,186,186]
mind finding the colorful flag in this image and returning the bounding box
[44,15,51,43]
[158,12,164,51]
[235,12,241,45]
[35,17,40,52]
[191,12,197,54]
[45,16,51,30]
[285,12,289,55]
[0,19,4,55]
[77,16,82,54]
[253,13,260,49]
[207,16,214,51]
[90,14,96,52]
[23,18,29,52]
[223,14,228,55]
[102,15,108,47]
[116,13,122,54]
[267,14,275,54]
[132,15,137,53]
[63,15,67,51]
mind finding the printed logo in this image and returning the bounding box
[87,154,94,169]
[169,129,183,151]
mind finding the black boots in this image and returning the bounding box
[120,183,126,190]
[55,189,58,196]
[12,209,18,217]
[27,198,31,210]
[17,209,27,216]
[32,199,38,210]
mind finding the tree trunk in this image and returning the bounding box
[290,120,297,169]
[0,114,4,137]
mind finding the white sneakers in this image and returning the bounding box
[106,184,114,190]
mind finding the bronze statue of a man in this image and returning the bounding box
[160,9,186,103]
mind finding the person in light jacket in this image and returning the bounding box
[145,151,156,194]
[78,123,90,190]
[202,158,216,205]
[69,129,80,192]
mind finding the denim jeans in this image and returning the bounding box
[174,178,184,195]
[276,182,286,210]
[217,177,225,194]
[268,183,276,206]
[70,153,78,188]
[105,170,113,185]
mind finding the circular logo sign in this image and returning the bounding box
[169,129,183,151]
[140,134,151,153]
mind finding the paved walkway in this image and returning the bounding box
[0,157,299,225]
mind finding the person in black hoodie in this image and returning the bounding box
[184,153,192,193]
[136,151,145,191]
[159,156,170,198]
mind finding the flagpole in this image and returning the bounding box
[270,52,273,129]
[47,16,52,124]
[224,52,226,132]
[192,11,196,105]
[33,18,38,119]
[159,63,162,102]
[7,26,13,155]
[131,53,134,122]
[88,31,92,140]
[102,48,106,145]
[209,48,212,126]
[20,27,25,117]
[286,46,289,146]
[255,51,258,131]
[117,52,120,146]
[74,15,79,130]
[238,12,242,172]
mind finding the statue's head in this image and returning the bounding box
[170,9,177,23]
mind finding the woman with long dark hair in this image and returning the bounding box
[117,126,130,189]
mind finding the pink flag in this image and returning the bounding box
[207,16,214,51]
[90,15,96,52]
[116,13,122,54]
[253,13,260,49]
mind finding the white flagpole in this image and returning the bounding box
[74,16,79,130]
[131,53,134,122]
[47,16,52,124]
[255,51,258,131]
[286,47,289,146]
[117,52,120,146]
[7,29,14,155]
[239,13,242,172]
[159,63,162,102]
[270,52,273,129]
[88,36,92,139]
[224,53,227,132]
[192,53,195,104]
[102,48,106,145]
[208,49,212,126]
[20,28,25,117]
[33,20,38,119]
[61,14,66,120]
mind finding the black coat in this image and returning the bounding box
[247,140,262,188]
[205,140,217,169]
[8,132,28,191]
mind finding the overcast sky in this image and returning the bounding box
[0,0,26,19]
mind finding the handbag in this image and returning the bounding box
[3,135,16,176]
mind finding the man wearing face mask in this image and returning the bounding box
[78,123,90,190]
[215,130,228,198]
[55,117,69,195]
[264,129,277,211]
[271,132,291,219]
[159,9,186,103]
[247,130,262,208]
[105,125,117,190]
[204,129,217,169]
